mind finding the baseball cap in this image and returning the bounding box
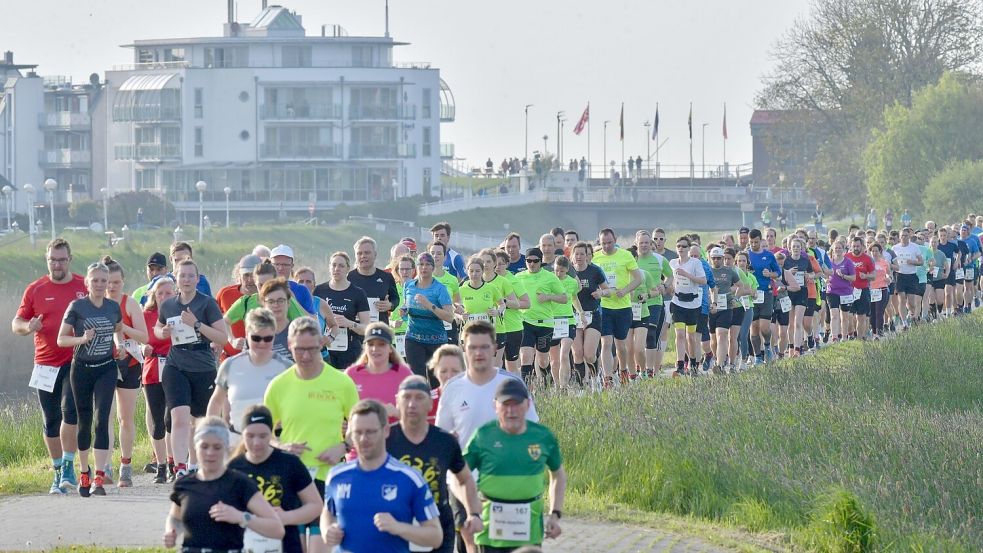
[525,247,544,260]
[709,247,725,258]
[738,227,750,234]
[400,237,417,252]
[495,378,530,403]
[365,325,393,345]
[147,252,167,267]
[270,244,294,259]
[238,254,262,275]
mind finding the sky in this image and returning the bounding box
[4,0,811,172]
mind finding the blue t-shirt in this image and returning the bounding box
[937,240,958,266]
[404,278,452,344]
[325,455,439,553]
[698,258,715,314]
[962,234,981,268]
[507,254,526,275]
[288,280,316,314]
[444,249,467,280]
[748,249,781,291]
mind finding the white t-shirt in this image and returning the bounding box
[892,242,922,275]
[669,257,706,309]
[435,369,539,449]
[215,351,292,430]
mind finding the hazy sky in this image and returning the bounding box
[5,0,810,172]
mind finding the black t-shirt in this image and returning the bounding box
[312,282,370,349]
[158,291,224,372]
[228,449,313,553]
[783,255,813,288]
[347,269,400,325]
[387,424,465,525]
[572,263,607,311]
[62,297,121,363]
[170,469,258,549]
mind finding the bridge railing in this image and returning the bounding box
[547,185,812,206]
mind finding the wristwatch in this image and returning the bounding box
[240,511,252,528]
[193,321,202,331]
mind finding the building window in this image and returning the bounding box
[422,127,432,157]
[137,49,155,64]
[163,48,185,62]
[194,127,203,157]
[194,88,203,118]
[281,46,312,68]
[204,47,248,68]
[423,168,432,197]
[351,46,373,68]
[422,89,432,118]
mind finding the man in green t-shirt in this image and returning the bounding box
[464,378,565,551]
[590,228,644,383]
[515,247,567,384]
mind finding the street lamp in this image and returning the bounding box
[100,188,109,231]
[603,120,611,176]
[195,180,207,244]
[701,123,709,179]
[2,185,12,230]
[556,111,565,165]
[223,186,231,228]
[524,104,533,161]
[43,178,57,240]
[779,171,786,209]
[542,134,548,157]
[643,121,651,178]
[23,183,36,248]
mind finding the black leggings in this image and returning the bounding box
[143,383,167,440]
[70,358,117,451]
[405,338,441,387]
[38,361,78,437]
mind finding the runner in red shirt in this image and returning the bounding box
[845,235,876,339]
[215,254,262,359]
[11,238,87,495]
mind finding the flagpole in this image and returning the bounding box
[655,102,660,187]
[689,102,694,187]
[586,102,591,183]
[723,102,728,179]
[620,102,625,186]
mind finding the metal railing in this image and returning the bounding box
[440,143,455,159]
[38,149,92,166]
[114,143,181,161]
[111,61,191,71]
[112,106,182,123]
[38,111,91,129]
[348,104,416,120]
[260,104,342,120]
[393,61,433,69]
[349,143,416,158]
[259,143,342,159]
[440,103,455,122]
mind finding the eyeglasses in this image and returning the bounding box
[526,258,541,264]
[249,334,275,343]
[264,298,289,306]
[292,346,322,355]
[47,257,70,265]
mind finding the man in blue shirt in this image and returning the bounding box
[322,399,442,553]
[958,225,980,313]
[270,244,316,315]
[430,222,466,280]
[504,232,526,274]
[747,229,781,363]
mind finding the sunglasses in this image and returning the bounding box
[526,258,542,264]
[249,334,275,343]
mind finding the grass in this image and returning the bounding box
[537,315,983,552]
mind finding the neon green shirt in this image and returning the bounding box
[434,271,461,302]
[516,269,564,327]
[553,274,579,320]
[591,248,639,310]
[500,272,526,333]
[460,281,502,324]
[225,293,305,323]
[635,252,672,307]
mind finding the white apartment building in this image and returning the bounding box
[99,3,455,213]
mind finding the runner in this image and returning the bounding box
[892,227,924,328]
[868,243,893,338]
[463,378,566,552]
[538,234,558,271]
[402,252,455,383]
[431,222,467,280]
[388,376,484,553]
[167,242,212,296]
[430,241,463,344]
[592,228,644,383]
[493,250,528,375]
[57,261,124,496]
[322,399,443,552]
[426,344,466,425]
[293,265,340,354]
[669,237,707,376]
[216,255,262,358]
[269,244,316,315]
[725,249,754,371]
[691,244,716,372]
[504,233,526,274]
[569,242,609,386]
[154,259,228,479]
[845,236,875,339]
[708,247,740,371]
[228,405,323,553]
[349,236,400,325]
[631,232,669,377]
[825,241,856,343]
[957,224,980,314]
[131,252,168,305]
[781,239,813,356]
[313,252,371,371]
[935,227,959,317]
[747,229,781,364]
[515,247,567,386]
[141,277,175,483]
[344,323,413,424]
[206,308,292,446]
[392,255,416,357]
[458,256,504,334]
[549,256,581,387]
[12,238,86,495]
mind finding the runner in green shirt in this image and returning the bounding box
[591,229,644,382]
[463,378,565,551]
[633,231,674,376]
[458,257,504,327]
[494,250,529,375]
[515,247,567,385]
[549,256,582,387]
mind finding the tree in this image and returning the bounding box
[68,200,101,225]
[922,159,983,220]
[864,73,983,214]
[757,0,983,214]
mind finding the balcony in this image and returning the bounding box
[348,104,416,121]
[112,106,182,123]
[439,78,455,122]
[39,149,91,167]
[115,143,181,161]
[440,143,454,159]
[39,112,91,129]
[260,104,342,120]
[349,143,416,159]
[259,143,342,159]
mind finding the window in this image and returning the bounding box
[422,127,432,157]
[422,89,432,118]
[281,46,312,68]
[194,127,203,157]
[136,49,155,64]
[204,47,248,68]
[194,88,203,118]
[163,48,185,62]
[351,46,373,67]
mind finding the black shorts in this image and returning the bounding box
[709,308,732,331]
[697,313,710,342]
[730,306,746,326]
[788,290,809,307]
[753,293,775,321]
[669,302,700,327]
[601,306,632,340]
[931,280,946,290]
[161,368,216,417]
[521,322,553,353]
[804,300,818,317]
[580,308,602,332]
[897,273,922,296]
[827,293,851,310]
[498,330,522,362]
[645,306,666,349]
[772,307,789,326]
[116,359,142,390]
[849,288,871,316]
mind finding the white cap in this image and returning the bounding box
[709,247,725,258]
[270,244,294,259]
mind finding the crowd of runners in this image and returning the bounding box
[11,213,982,553]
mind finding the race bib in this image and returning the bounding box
[326,328,348,352]
[575,311,593,329]
[489,501,533,543]
[779,296,792,313]
[243,529,282,553]
[967,268,976,280]
[739,295,752,310]
[754,290,765,304]
[871,288,883,302]
[606,273,618,289]
[367,297,381,323]
[122,339,145,364]
[840,294,854,305]
[28,363,60,392]
[157,356,167,373]
[852,288,862,301]
[715,293,728,311]
[955,268,965,280]
[443,320,453,330]
[631,303,643,321]
[552,318,569,339]
[166,316,198,345]
[675,275,692,289]
[394,334,406,357]
[467,313,490,324]
[794,273,805,287]
[931,267,940,279]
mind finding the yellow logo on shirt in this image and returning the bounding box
[527,444,541,461]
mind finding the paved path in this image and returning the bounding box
[0,473,735,552]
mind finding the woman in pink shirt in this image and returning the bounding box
[344,322,413,423]
[869,243,893,338]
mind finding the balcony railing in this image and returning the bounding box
[111,61,191,71]
[39,112,91,129]
[440,103,455,122]
[349,143,416,159]
[112,106,182,123]
[440,143,454,159]
[260,104,342,120]
[259,143,342,159]
[348,104,416,120]
[39,149,91,166]
[115,143,181,161]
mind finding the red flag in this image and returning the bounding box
[619,103,624,141]
[722,103,728,140]
[573,104,589,135]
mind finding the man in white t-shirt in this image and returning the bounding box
[668,236,707,376]
[892,227,925,327]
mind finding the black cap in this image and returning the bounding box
[525,247,544,260]
[738,227,750,234]
[495,378,530,403]
[365,325,393,345]
[147,252,167,267]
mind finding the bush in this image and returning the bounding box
[68,199,102,225]
[107,191,176,227]
[795,487,877,552]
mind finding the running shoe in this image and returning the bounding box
[143,462,158,474]
[59,459,77,490]
[102,463,114,486]
[91,474,106,496]
[78,469,92,498]
[153,465,168,484]
[49,470,66,495]
[118,464,133,488]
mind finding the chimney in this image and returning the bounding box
[3,51,12,65]
[262,1,268,8]
[228,0,234,24]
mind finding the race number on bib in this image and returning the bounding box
[754,290,765,304]
[443,320,453,330]
[740,295,752,310]
[715,293,728,311]
[488,501,533,543]
[326,328,349,352]
[794,273,805,287]
[575,310,593,329]
[852,288,862,301]
[779,296,792,313]
[931,267,940,279]
[955,268,965,280]
[28,364,60,392]
[552,318,569,339]
[394,334,406,357]
[166,316,198,345]
[840,294,854,305]
[243,528,282,553]
[122,339,145,363]
[367,297,381,323]
[871,288,883,302]
[631,303,643,321]
[467,313,490,324]
[967,268,976,280]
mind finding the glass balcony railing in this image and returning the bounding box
[259,143,342,159]
[440,143,454,159]
[39,112,91,129]
[260,104,342,120]
[39,149,92,166]
[348,104,416,120]
[349,143,416,158]
[114,143,181,161]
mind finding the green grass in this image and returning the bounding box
[537,316,983,552]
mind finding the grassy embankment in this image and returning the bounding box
[540,315,983,552]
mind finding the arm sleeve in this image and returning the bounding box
[203,298,223,325]
[16,282,36,320]
[387,275,400,311]
[437,283,452,307]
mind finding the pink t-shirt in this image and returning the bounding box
[871,258,891,289]
[344,362,414,421]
